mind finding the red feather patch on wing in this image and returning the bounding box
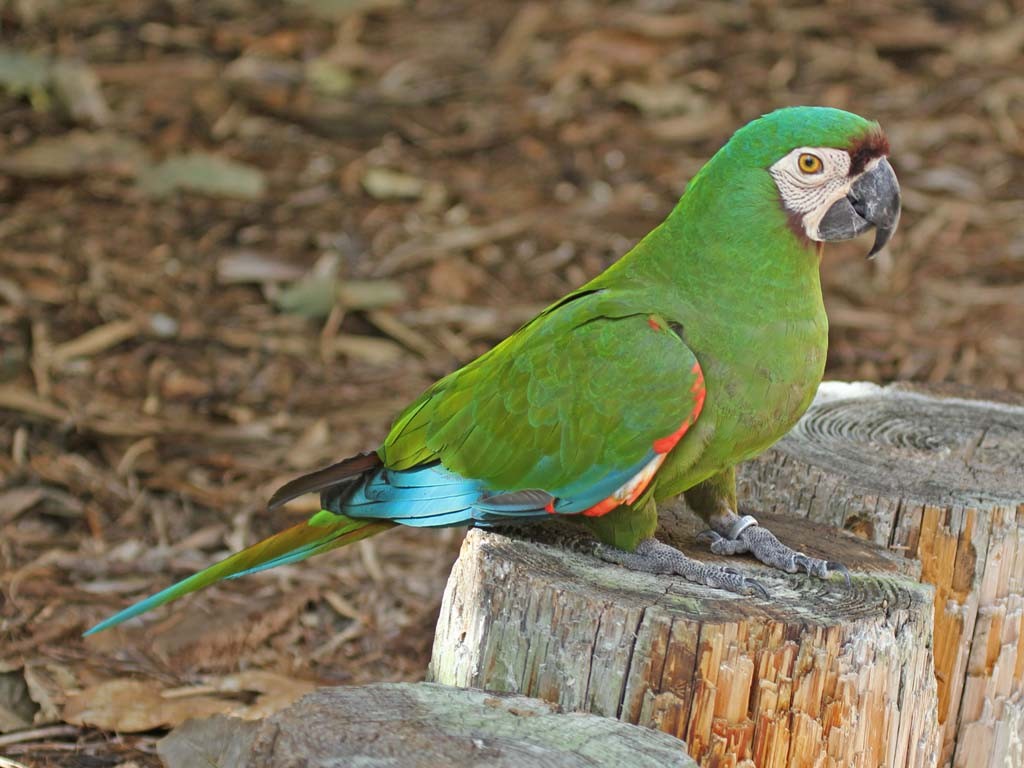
[580,359,706,518]
[580,453,666,516]
[652,361,705,454]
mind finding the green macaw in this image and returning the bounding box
[86,106,900,635]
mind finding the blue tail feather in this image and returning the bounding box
[335,456,657,526]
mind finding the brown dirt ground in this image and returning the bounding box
[1,0,1022,765]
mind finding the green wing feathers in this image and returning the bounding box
[381,288,707,497]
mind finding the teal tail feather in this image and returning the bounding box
[84,511,394,636]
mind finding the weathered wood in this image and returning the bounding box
[429,514,939,768]
[737,382,1024,768]
[156,682,697,768]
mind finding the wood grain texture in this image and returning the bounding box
[429,514,938,768]
[736,381,1024,768]
[157,682,697,768]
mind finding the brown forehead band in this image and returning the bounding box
[847,129,890,176]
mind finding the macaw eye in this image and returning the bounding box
[798,153,823,174]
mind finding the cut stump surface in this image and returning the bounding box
[429,513,938,768]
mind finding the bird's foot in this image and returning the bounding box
[596,538,769,598]
[697,515,850,585]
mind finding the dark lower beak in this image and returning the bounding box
[817,157,901,257]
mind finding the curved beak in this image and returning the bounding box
[817,157,901,257]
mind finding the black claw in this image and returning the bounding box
[745,578,771,599]
[827,561,852,587]
[793,554,820,577]
[695,529,720,544]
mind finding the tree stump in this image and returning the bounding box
[737,382,1024,768]
[429,514,938,768]
[156,682,697,768]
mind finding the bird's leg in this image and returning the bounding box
[584,497,768,597]
[595,538,769,597]
[685,467,849,583]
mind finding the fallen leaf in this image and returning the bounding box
[0,488,45,524]
[305,57,354,97]
[217,251,306,284]
[51,59,111,126]
[336,279,405,310]
[63,672,315,733]
[22,661,77,725]
[0,671,37,733]
[0,131,148,180]
[64,680,229,732]
[138,153,267,200]
[273,275,335,317]
[0,47,111,125]
[361,167,427,200]
[329,334,404,364]
[0,46,50,98]
[212,671,317,720]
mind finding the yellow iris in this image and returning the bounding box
[798,153,823,174]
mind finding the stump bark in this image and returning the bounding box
[429,514,938,768]
[737,382,1024,768]
[156,682,696,768]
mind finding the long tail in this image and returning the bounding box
[84,512,394,635]
[85,453,392,636]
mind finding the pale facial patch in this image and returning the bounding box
[769,147,870,241]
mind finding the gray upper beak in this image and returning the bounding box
[817,157,901,256]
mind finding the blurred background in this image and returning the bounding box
[1,0,1022,763]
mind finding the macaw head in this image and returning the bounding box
[697,106,901,257]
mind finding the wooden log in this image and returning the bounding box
[429,514,939,768]
[736,382,1024,768]
[156,682,697,768]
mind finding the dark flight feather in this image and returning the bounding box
[267,451,381,511]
